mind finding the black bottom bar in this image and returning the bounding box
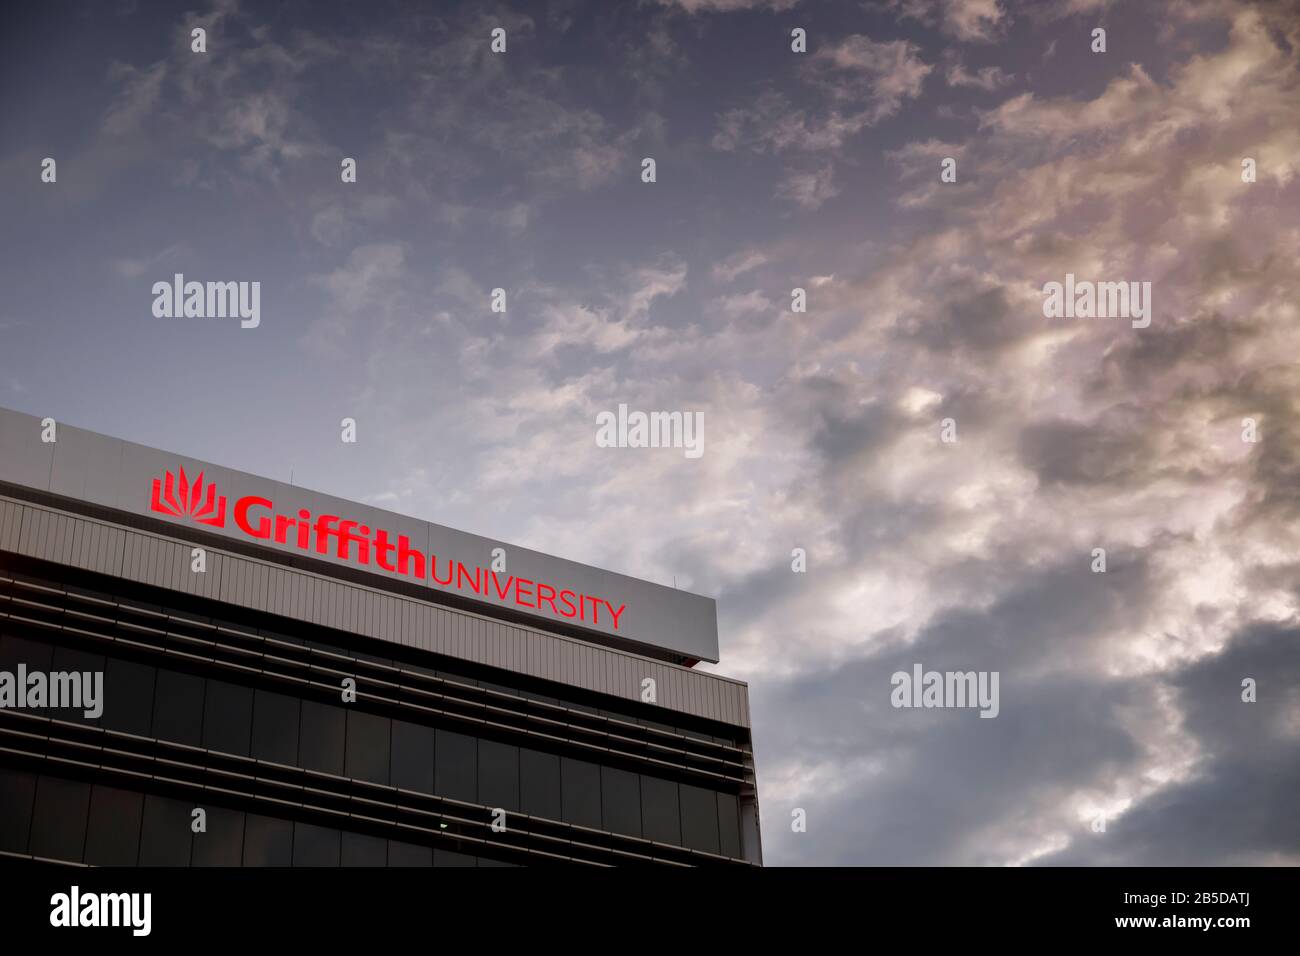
[0,861,1291,942]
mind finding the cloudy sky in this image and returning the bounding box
[3,0,1299,865]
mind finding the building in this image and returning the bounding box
[0,407,761,867]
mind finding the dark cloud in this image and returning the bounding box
[1039,622,1300,865]
[1017,409,1160,488]
[899,279,1026,354]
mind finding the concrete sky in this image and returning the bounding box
[2,0,1298,865]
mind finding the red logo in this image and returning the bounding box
[150,467,227,527]
[143,470,627,630]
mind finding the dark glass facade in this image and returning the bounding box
[0,554,755,866]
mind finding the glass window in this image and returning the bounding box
[434,847,476,867]
[242,813,292,866]
[600,766,641,839]
[561,757,601,828]
[202,679,253,757]
[251,689,299,765]
[477,855,519,867]
[679,783,720,855]
[717,792,741,859]
[519,689,558,705]
[66,582,113,602]
[257,627,305,647]
[0,633,53,674]
[138,794,193,866]
[83,785,144,866]
[478,739,519,812]
[0,767,36,853]
[387,839,431,866]
[152,669,206,746]
[50,646,104,724]
[165,606,210,627]
[437,670,477,685]
[28,775,91,863]
[293,822,341,867]
[118,594,162,615]
[100,657,156,737]
[350,647,392,667]
[298,700,346,775]
[390,719,434,793]
[435,729,477,803]
[345,710,390,785]
[640,775,681,846]
[519,747,561,820]
[341,831,387,866]
[192,806,244,867]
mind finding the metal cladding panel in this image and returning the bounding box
[0,411,55,490]
[160,539,180,590]
[0,405,719,663]
[274,566,287,618]
[71,521,90,570]
[49,428,124,506]
[226,549,242,603]
[104,525,126,575]
[157,536,173,591]
[81,521,99,571]
[36,510,57,562]
[49,512,70,565]
[78,522,99,570]
[122,534,143,584]
[11,505,32,556]
[148,536,163,587]
[419,603,431,650]
[0,500,21,552]
[358,590,371,638]
[42,511,64,563]
[16,506,40,557]
[196,551,218,600]
[146,536,161,586]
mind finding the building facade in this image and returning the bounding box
[0,407,761,867]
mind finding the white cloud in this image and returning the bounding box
[712,289,773,318]
[776,164,839,209]
[713,250,768,283]
[945,58,1014,90]
[110,242,188,279]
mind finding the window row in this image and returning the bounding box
[0,579,742,748]
[0,768,498,866]
[0,633,743,857]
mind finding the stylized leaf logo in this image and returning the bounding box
[150,466,227,527]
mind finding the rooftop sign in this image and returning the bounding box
[0,407,719,662]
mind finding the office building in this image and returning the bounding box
[0,407,761,866]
